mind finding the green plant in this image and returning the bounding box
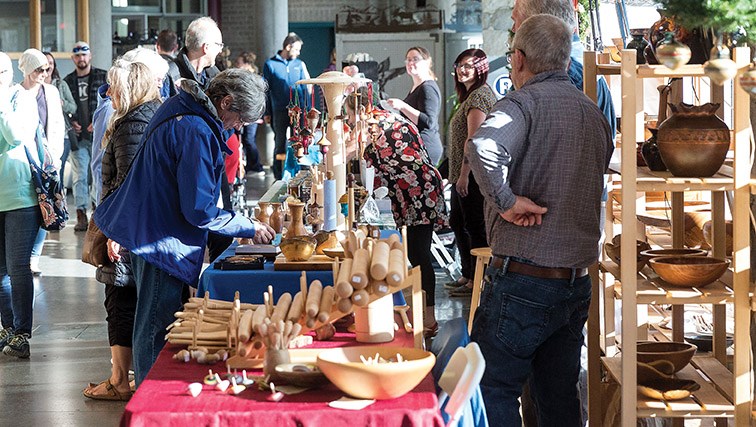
[657,0,756,36]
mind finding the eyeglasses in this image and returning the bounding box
[35,67,50,74]
[404,56,425,64]
[211,42,224,49]
[72,45,90,54]
[505,49,525,65]
[454,63,475,72]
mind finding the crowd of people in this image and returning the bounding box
[0,0,616,424]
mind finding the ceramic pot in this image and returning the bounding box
[657,102,730,177]
[626,33,649,64]
[647,12,711,65]
[740,62,756,98]
[269,203,284,234]
[655,32,691,70]
[703,39,737,86]
[641,128,667,171]
[643,43,659,65]
[284,201,309,239]
[257,202,271,225]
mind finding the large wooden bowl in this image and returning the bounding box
[649,256,729,288]
[316,346,435,400]
[637,341,697,373]
[279,236,317,262]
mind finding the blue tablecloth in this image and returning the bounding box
[198,233,405,306]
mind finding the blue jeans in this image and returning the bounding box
[70,141,92,210]
[130,253,186,387]
[470,258,591,427]
[31,228,46,257]
[0,206,42,335]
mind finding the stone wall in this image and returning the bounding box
[482,0,513,57]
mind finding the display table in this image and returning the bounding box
[121,328,443,426]
[198,244,334,304]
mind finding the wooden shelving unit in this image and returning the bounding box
[584,48,752,425]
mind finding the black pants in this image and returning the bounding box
[406,224,435,306]
[105,283,137,347]
[270,111,290,180]
[449,175,488,279]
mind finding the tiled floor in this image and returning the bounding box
[0,170,469,426]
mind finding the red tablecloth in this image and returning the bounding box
[121,329,443,427]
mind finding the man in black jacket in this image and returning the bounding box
[64,41,107,231]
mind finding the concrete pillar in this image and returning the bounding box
[89,0,112,70]
[254,0,288,166]
[482,0,514,57]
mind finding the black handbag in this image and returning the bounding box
[24,129,69,231]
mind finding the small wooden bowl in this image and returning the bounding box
[279,236,317,262]
[274,363,329,388]
[640,248,708,259]
[637,341,697,373]
[604,235,652,271]
[322,247,345,259]
[649,256,729,288]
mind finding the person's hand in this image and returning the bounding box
[386,98,405,111]
[252,220,275,244]
[456,174,469,197]
[72,121,82,135]
[499,196,548,227]
[107,239,121,262]
[87,123,94,133]
[263,115,271,124]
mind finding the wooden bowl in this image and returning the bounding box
[316,346,435,400]
[279,236,317,262]
[603,235,652,271]
[274,363,329,388]
[640,248,708,258]
[322,247,345,259]
[637,341,696,373]
[649,256,729,288]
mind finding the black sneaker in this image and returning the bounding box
[0,327,13,348]
[3,333,30,358]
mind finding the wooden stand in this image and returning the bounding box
[225,266,424,369]
[584,48,752,425]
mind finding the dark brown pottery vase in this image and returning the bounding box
[657,103,730,177]
[641,128,667,171]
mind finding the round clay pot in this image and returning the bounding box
[656,102,730,177]
[703,43,737,86]
[641,128,666,171]
[655,32,691,70]
[626,33,649,65]
[269,203,284,234]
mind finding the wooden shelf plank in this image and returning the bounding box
[607,163,735,192]
[602,356,734,418]
[636,64,708,78]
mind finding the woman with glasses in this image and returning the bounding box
[386,46,442,165]
[445,49,497,296]
[0,49,64,358]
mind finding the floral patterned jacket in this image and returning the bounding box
[363,110,448,230]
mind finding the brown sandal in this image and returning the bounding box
[83,379,133,401]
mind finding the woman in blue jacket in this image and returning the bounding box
[94,69,274,386]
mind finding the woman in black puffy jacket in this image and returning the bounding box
[84,51,167,401]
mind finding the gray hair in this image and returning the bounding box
[206,69,268,124]
[184,17,220,52]
[517,0,576,31]
[121,47,169,83]
[512,14,572,75]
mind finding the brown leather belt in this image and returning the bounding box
[490,257,588,280]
